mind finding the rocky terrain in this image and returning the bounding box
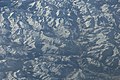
[0,0,120,80]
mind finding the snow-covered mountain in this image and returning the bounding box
[0,0,120,80]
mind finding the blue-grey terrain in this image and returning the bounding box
[0,0,120,80]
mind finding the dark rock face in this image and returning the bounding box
[0,0,120,80]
